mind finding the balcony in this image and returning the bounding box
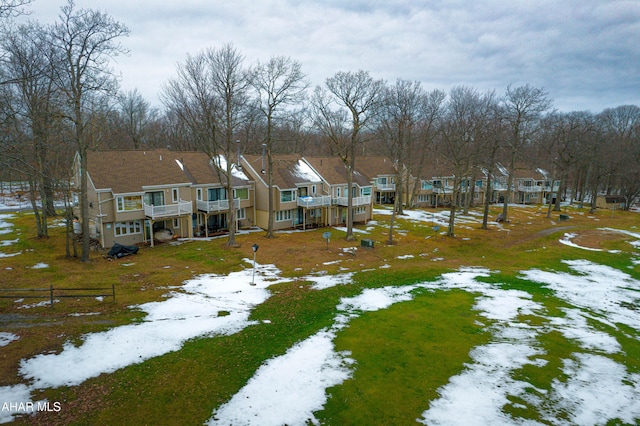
[432,187,453,194]
[144,201,192,220]
[297,195,331,208]
[376,183,396,191]
[196,198,239,213]
[334,195,371,207]
[518,186,543,193]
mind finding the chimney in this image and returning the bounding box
[236,140,241,169]
[261,144,266,174]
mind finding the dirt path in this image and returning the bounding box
[504,226,576,248]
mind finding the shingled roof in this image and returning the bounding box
[86,150,250,194]
[86,150,190,194]
[356,156,398,178]
[303,156,372,187]
[242,154,322,189]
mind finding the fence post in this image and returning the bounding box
[50,285,53,307]
[112,283,116,303]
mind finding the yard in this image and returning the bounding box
[1,203,639,425]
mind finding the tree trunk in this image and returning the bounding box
[482,171,492,230]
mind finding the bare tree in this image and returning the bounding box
[599,105,640,209]
[438,86,496,237]
[1,21,61,237]
[249,56,309,238]
[407,89,446,208]
[479,102,505,230]
[376,79,427,244]
[501,84,552,222]
[118,88,152,149]
[0,0,31,19]
[311,70,384,241]
[162,43,249,247]
[46,0,129,261]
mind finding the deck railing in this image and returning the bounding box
[333,195,371,206]
[144,201,192,219]
[297,195,331,208]
[196,198,239,213]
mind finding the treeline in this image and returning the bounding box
[1,1,639,256]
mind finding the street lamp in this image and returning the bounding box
[251,244,259,286]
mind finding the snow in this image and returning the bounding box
[29,263,49,269]
[213,155,249,181]
[292,160,322,183]
[3,258,640,424]
[308,272,354,290]
[0,333,19,347]
[209,330,353,426]
[2,208,640,424]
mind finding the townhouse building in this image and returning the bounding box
[240,154,330,231]
[74,148,560,249]
[74,149,254,248]
[356,156,398,205]
[302,156,373,225]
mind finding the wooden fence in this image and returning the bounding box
[0,284,116,306]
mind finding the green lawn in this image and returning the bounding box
[1,205,639,425]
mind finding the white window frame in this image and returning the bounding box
[114,220,142,236]
[237,207,246,220]
[280,190,296,203]
[116,195,143,212]
[234,187,249,200]
[275,209,293,222]
[172,188,179,203]
[196,188,203,201]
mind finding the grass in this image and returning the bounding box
[1,204,640,425]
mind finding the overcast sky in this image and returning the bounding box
[19,0,640,113]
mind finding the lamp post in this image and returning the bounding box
[251,243,259,286]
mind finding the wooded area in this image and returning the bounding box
[2,0,639,258]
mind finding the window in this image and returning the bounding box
[172,188,179,203]
[355,206,366,214]
[311,185,317,195]
[233,188,249,200]
[196,188,203,201]
[116,196,143,212]
[280,190,295,203]
[144,191,164,206]
[361,187,371,196]
[173,218,180,228]
[379,177,387,185]
[237,207,246,220]
[114,220,142,236]
[275,209,293,222]
[208,187,227,201]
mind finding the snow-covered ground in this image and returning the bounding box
[2,204,640,424]
[1,257,640,424]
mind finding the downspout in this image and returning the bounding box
[253,183,257,227]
